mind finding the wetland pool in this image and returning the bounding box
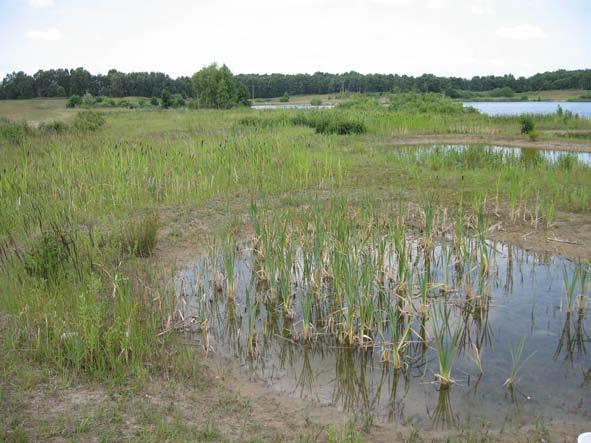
[176,238,590,430]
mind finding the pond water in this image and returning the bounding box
[388,144,591,167]
[176,240,590,431]
[464,101,591,118]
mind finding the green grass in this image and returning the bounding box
[0,97,590,439]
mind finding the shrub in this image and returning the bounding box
[520,115,535,134]
[150,97,159,106]
[310,98,322,106]
[39,120,69,134]
[116,99,133,109]
[24,226,75,281]
[279,92,289,103]
[488,87,514,98]
[81,92,96,107]
[172,93,186,108]
[66,95,82,108]
[291,112,367,135]
[120,213,158,257]
[161,89,172,108]
[73,111,106,131]
[187,98,200,109]
[0,118,31,144]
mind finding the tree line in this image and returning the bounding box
[238,70,591,98]
[1,67,590,100]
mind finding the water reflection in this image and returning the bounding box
[177,241,590,429]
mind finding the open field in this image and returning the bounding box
[254,89,591,105]
[1,98,590,441]
[520,89,590,101]
[0,98,74,124]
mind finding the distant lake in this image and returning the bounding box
[464,101,591,118]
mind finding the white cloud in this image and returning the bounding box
[29,0,55,6]
[427,0,448,10]
[26,29,62,41]
[495,24,546,40]
[369,0,411,5]
[471,0,494,15]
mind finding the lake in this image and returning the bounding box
[464,101,591,118]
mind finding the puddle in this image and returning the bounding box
[176,240,590,430]
[388,144,591,167]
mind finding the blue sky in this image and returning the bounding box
[0,0,589,79]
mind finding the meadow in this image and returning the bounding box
[0,95,590,442]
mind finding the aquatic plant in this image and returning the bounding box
[222,235,236,300]
[503,338,534,389]
[432,303,461,388]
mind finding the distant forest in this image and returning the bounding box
[1,67,590,100]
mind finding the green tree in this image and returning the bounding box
[161,89,172,108]
[191,63,247,109]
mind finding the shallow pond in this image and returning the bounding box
[388,144,591,167]
[176,240,590,430]
[464,101,591,119]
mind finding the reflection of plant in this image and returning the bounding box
[432,387,456,429]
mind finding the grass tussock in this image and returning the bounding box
[120,213,159,257]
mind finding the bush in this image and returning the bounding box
[172,93,185,108]
[73,111,106,131]
[39,120,69,134]
[291,112,367,135]
[150,97,159,106]
[81,92,96,107]
[187,98,200,109]
[66,95,82,108]
[161,89,172,108]
[0,118,31,144]
[24,225,75,281]
[488,87,514,98]
[310,98,322,106]
[520,115,535,134]
[279,92,289,103]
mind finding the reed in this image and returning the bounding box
[503,338,534,389]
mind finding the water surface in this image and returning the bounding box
[177,241,590,430]
[464,101,591,119]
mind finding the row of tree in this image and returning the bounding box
[0,68,192,100]
[1,67,590,101]
[237,70,591,98]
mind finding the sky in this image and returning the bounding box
[0,0,590,80]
